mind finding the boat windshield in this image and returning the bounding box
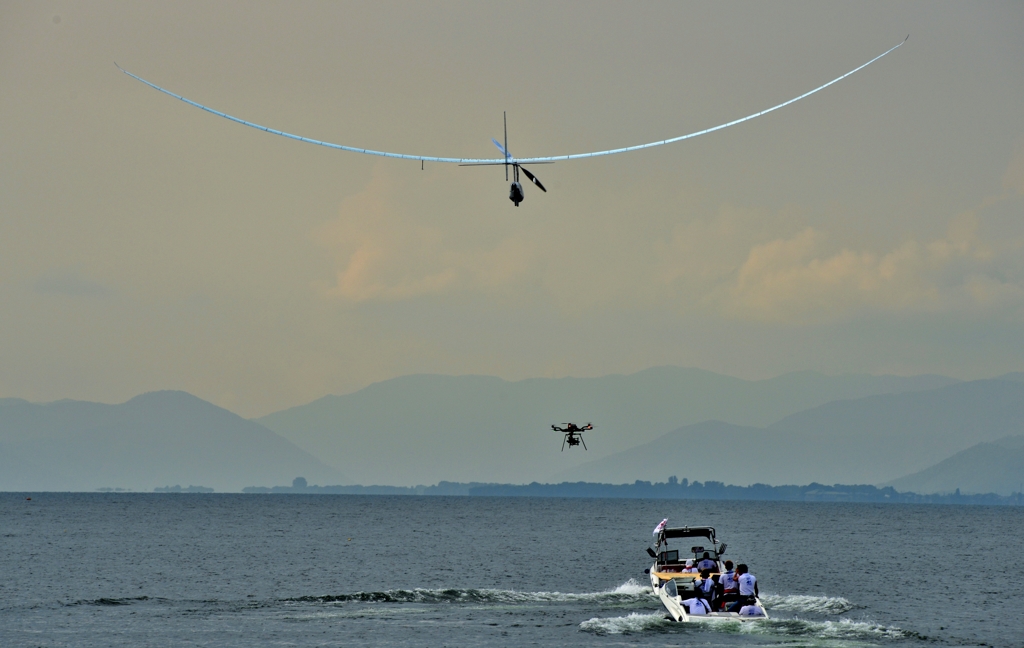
[656,527,722,568]
[661,540,716,554]
[664,579,678,598]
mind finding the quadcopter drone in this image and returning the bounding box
[552,423,593,451]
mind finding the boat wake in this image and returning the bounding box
[753,617,915,641]
[579,612,670,634]
[70,584,884,642]
[68,596,155,606]
[579,591,917,641]
[579,613,912,640]
[759,593,857,615]
[290,579,654,606]
[65,581,654,609]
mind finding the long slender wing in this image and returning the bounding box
[116,37,905,165]
[513,36,908,163]
[115,63,499,164]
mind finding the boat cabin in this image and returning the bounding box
[649,526,725,575]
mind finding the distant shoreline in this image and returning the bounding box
[238,478,1024,505]
[6,479,1021,505]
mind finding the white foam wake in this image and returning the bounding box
[579,613,911,641]
[579,612,669,635]
[760,593,856,615]
[748,617,912,640]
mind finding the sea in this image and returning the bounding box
[2,494,1021,648]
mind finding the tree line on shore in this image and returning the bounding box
[241,476,1024,505]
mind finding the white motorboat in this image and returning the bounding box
[645,524,768,622]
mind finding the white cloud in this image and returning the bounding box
[724,212,1024,323]
[315,163,1024,330]
[315,166,540,302]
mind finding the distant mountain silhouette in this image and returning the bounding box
[885,436,1024,495]
[256,367,956,486]
[556,379,1024,486]
[0,391,343,491]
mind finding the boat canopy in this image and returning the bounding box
[661,526,716,542]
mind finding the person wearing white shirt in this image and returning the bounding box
[727,564,758,612]
[739,604,765,617]
[682,559,698,573]
[696,552,717,572]
[718,560,738,610]
[719,560,737,592]
[697,571,721,610]
[697,571,716,595]
[683,596,710,615]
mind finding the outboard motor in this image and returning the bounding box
[509,181,524,206]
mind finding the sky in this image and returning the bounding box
[2,1,1023,418]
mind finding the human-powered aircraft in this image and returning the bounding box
[117,37,906,206]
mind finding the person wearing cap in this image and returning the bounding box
[682,559,698,573]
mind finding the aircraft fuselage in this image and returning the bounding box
[509,181,524,206]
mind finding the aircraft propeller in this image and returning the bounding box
[489,114,546,205]
[519,165,546,192]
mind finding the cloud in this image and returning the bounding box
[314,147,1024,330]
[724,212,1024,323]
[315,166,538,302]
[315,164,1024,329]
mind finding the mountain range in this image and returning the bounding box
[556,379,1024,489]
[3,368,1022,494]
[0,391,342,492]
[255,367,956,486]
[885,436,1024,496]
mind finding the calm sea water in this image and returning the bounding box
[1,494,1021,648]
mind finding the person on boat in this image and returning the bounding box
[718,560,739,610]
[727,564,758,612]
[739,604,766,617]
[683,595,711,615]
[682,559,698,573]
[698,571,722,610]
[697,552,717,572]
[697,570,715,596]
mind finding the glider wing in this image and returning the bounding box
[117,37,906,165]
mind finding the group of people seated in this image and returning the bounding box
[679,559,764,616]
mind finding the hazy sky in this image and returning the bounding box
[2,2,1023,417]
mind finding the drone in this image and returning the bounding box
[552,423,593,451]
[115,37,906,206]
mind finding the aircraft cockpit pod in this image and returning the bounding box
[510,181,524,206]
